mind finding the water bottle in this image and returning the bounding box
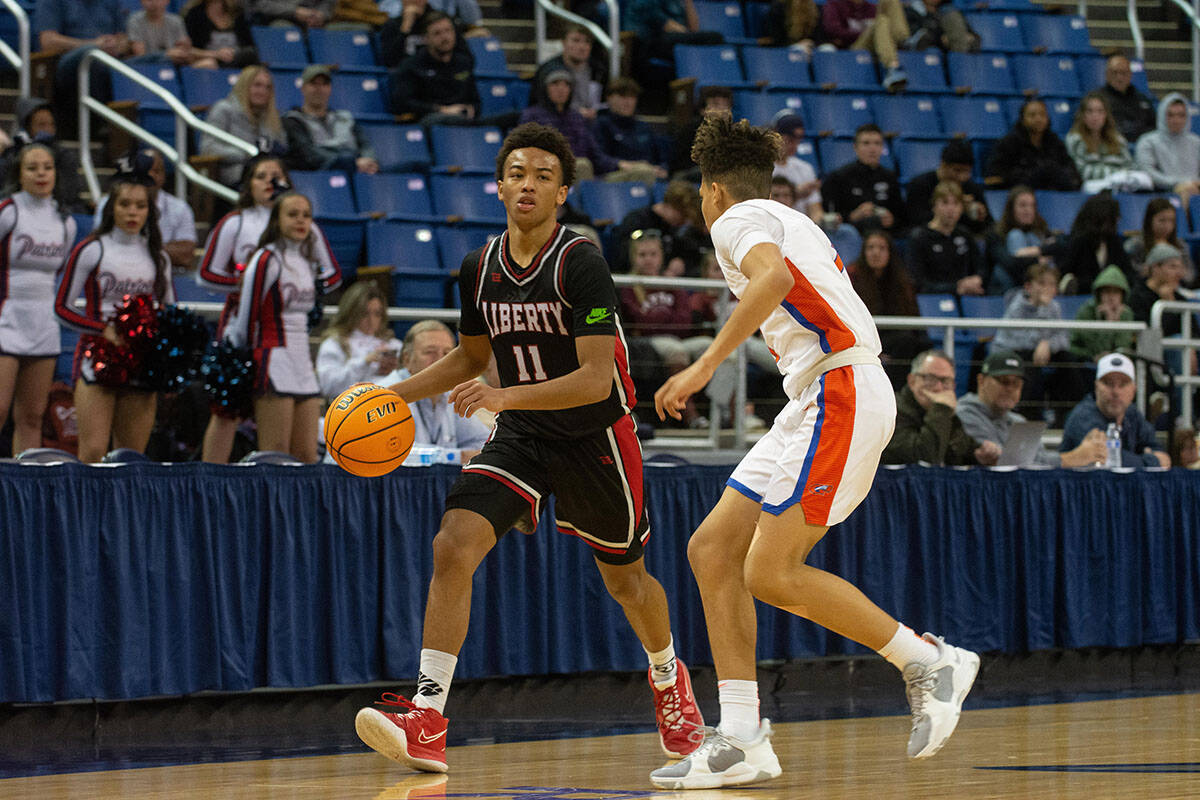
[1105,423,1121,468]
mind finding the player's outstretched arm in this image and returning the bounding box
[450,334,615,417]
[655,242,793,421]
[387,333,492,403]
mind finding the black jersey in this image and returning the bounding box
[457,224,636,439]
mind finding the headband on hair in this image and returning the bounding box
[113,151,157,187]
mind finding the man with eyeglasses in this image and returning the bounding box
[881,349,1000,465]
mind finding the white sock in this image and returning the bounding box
[877,623,939,670]
[412,648,458,715]
[646,636,678,689]
[717,679,760,741]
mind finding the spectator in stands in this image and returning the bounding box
[316,282,401,402]
[821,0,909,91]
[990,263,1083,423]
[95,148,198,270]
[182,0,259,70]
[33,0,131,125]
[823,123,905,236]
[905,139,990,237]
[668,85,732,178]
[610,179,706,274]
[592,79,670,184]
[626,0,724,64]
[284,65,379,174]
[1128,243,1188,338]
[1069,264,1137,365]
[128,0,208,66]
[881,349,1000,465]
[2,98,86,213]
[1065,91,1153,194]
[1135,93,1200,205]
[1100,53,1156,145]
[530,25,609,121]
[380,319,492,459]
[987,99,1080,192]
[381,0,488,35]
[988,185,1055,294]
[389,13,480,125]
[1171,427,1200,469]
[766,0,820,50]
[380,0,439,66]
[907,181,983,296]
[902,0,978,53]
[200,65,286,186]
[0,143,78,457]
[1125,197,1193,281]
[957,350,1105,467]
[55,172,175,464]
[1060,352,1169,467]
[247,0,332,27]
[1052,192,1130,294]
[772,113,822,220]
[849,230,930,388]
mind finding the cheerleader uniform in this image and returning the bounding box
[228,239,328,397]
[0,191,77,357]
[54,229,175,384]
[197,204,341,335]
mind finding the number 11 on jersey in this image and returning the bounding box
[512,344,547,382]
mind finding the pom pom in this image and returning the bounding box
[81,334,139,386]
[80,294,159,388]
[111,294,159,354]
[142,305,211,393]
[200,341,257,420]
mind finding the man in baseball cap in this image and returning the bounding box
[1059,353,1169,467]
[957,350,1106,467]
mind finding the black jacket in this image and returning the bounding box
[1100,83,1156,145]
[986,126,1081,191]
[822,160,906,233]
[389,48,480,118]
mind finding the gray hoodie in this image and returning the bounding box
[1134,92,1200,190]
[200,94,285,185]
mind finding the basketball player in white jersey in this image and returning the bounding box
[650,115,979,789]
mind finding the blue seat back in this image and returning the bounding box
[307,29,380,68]
[435,224,505,272]
[938,95,1011,138]
[354,172,434,218]
[273,70,304,111]
[111,63,180,108]
[360,123,431,172]
[1020,13,1092,54]
[742,48,812,89]
[946,52,1017,95]
[575,181,654,225]
[916,293,962,343]
[873,95,944,138]
[290,170,357,216]
[673,44,746,86]
[895,138,948,184]
[181,67,240,109]
[466,36,513,75]
[429,125,504,173]
[429,175,506,224]
[896,51,949,93]
[333,73,388,116]
[1036,190,1088,234]
[250,25,309,65]
[694,1,748,39]
[811,49,877,90]
[365,219,441,269]
[1012,54,1080,97]
[805,93,873,138]
[965,12,1025,52]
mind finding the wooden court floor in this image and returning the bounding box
[2,693,1197,800]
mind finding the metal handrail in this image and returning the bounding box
[0,0,30,98]
[1163,0,1200,101]
[1126,0,1145,63]
[1148,299,1200,422]
[77,49,257,205]
[533,0,620,87]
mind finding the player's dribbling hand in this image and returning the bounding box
[654,360,715,421]
[450,379,506,418]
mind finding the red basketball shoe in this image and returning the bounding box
[650,660,705,757]
[355,693,449,773]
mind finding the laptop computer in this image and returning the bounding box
[997,420,1048,467]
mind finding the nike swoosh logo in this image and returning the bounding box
[417,729,447,744]
[586,308,611,324]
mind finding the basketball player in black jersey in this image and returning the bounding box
[354,123,703,774]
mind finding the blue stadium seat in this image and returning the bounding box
[810,50,878,92]
[477,79,526,117]
[1036,190,1088,233]
[306,29,383,72]
[435,224,505,272]
[466,36,516,78]
[359,123,431,172]
[180,67,240,110]
[72,213,93,244]
[694,1,753,43]
[1044,97,1075,137]
[964,12,1025,52]
[894,138,948,184]
[429,174,506,224]
[1012,54,1081,97]
[1116,193,1185,238]
[290,170,358,217]
[333,73,391,121]
[672,44,754,90]
[313,218,364,280]
[1073,53,1108,96]
[983,189,1009,221]
[1020,13,1093,54]
[250,25,309,69]
[938,95,1011,139]
[817,137,895,174]
[1057,294,1090,319]
[896,51,952,94]
[959,294,1006,342]
[272,70,303,111]
[428,125,504,174]
[916,293,963,343]
[366,219,440,268]
[946,52,1018,95]
[392,268,451,308]
[744,1,771,38]
[575,180,654,226]
[353,172,438,220]
[750,89,812,127]
[805,93,873,138]
[791,138,820,174]
[872,95,944,139]
[742,48,814,90]
[110,63,181,108]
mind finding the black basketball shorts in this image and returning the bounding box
[444,414,650,565]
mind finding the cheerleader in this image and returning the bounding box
[226,191,328,463]
[0,143,76,455]
[197,154,340,462]
[54,173,175,463]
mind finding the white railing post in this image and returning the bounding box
[531,0,620,84]
[0,0,30,98]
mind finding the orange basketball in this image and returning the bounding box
[325,383,415,477]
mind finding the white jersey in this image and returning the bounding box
[55,229,175,335]
[197,204,340,293]
[0,191,76,356]
[709,198,881,399]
